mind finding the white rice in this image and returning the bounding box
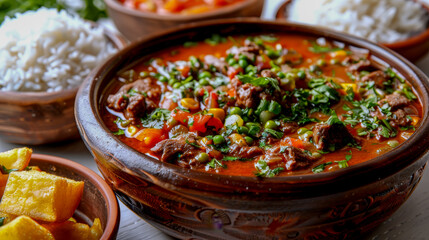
[287,0,428,44]
[0,8,117,92]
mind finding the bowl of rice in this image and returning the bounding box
[0,8,127,145]
[276,0,429,62]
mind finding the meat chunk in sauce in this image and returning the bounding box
[379,93,411,110]
[390,109,412,128]
[360,70,388,88]
[151,133,203,168]
[107,78,161,122]
[228,144,264,159]
[265,146,319,171]
[235,83,263,108]
[313,123,355,151]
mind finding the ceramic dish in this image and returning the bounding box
[75,19,429,239]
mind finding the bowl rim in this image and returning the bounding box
[30,153,119,240]
[104,0,262,21]
[77,18,429,193]
[275,0,429,48]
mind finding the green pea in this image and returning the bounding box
[196,152,210,163]
[172,82,181,89]
[387,140,399,148]
[244,136,254,145]
[297,127,309,135]
[277,72,286,79]
[139,71,149,78]
[229,107,242,116]
[238,126,249,135]
[297,70,306,79]
[316,59,326,67]
[312,152,322,159]
[245,65,257,74]
[302,130,313,139]
[158,75,168,82]
[213,135,225,145]
[259,110,275,124]
[199,78,210,86]
[198,71,212,79]
[238,59,248,68]
[330,59,339,65]
[309,65,321,73]
[248,125,261,136]
[239,54,248,61]
[228,58,237,66]
[264,120,278,129]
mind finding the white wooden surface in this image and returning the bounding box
[1,1,429,239]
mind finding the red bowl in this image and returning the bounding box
[30,154,120,240]
[75,19,429,239]
[275,0,429,62]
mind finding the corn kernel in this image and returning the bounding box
[229,133,247,146]
[208,108,225,121]
[341,83,357,93]
[127,125,139,136]
[180,98,199,110]
[330,50,347,58]
[411,116,420,126]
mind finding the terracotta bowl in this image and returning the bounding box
[75,19,429,239]
[30,153,120,240]
[104,0,265,41]
[275,0,429,62]
[0,28,127,145]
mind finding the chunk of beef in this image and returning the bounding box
[261,69,279,79]
[378,93,411,110]
[313,123,356,151]
[283,146,318,171]
[228,144,264,159]
[390,109,412,128]
[204,55,228,74]
[227,42,261,61]
[346,58,372,72]
[360,70,388,88]
[235,83,263,108]
[280,122,299,134]
[151,133,202,167]
[265,145,319,171]
[107,78,161,121]
[124,95,146,120]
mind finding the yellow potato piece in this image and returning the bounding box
[0,147,32,171]
[90,218,103,240]
[0,171,84,222]
[0,215,54,240]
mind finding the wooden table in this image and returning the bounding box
[1,1,429,239]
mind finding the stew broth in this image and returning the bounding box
[102,34,421,177]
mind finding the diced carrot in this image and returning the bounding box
[171,109,192,125]
[410,116,420,126]
[134,128,166,147]
[227,88,236,98]
[282,137,305,149]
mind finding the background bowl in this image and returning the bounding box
[30,153,119,240]
[75,19,429,239]
[275,0,429,62]
[0,28,127,145]
[104,0,265,41]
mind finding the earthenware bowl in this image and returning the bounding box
[275,0,429,62]
[104,0,264,41]
[30,153,120,240]
[75,19,429,239]
[0,28,127,145]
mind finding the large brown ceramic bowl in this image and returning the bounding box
[30,153,120,240]
[275,0,429,62]
[75,19,429,239]
[0,28,127,145]
[104,0,264,41]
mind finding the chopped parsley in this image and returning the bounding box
[254,160,284,177]
[237,75,280,91]
[141,108,171,129]
[312,162,332,173]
